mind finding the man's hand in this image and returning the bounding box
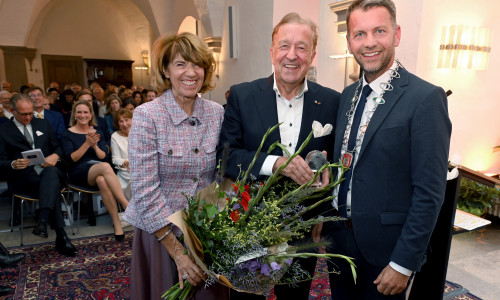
[312,222,326,253]
[12,158,30,170]
[41,154,59,168]
[374,265,410,295]
[272,156,313,185]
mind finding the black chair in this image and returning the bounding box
[11,188,74,246]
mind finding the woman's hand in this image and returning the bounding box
[156,226,205,289]
[85,131,100,147]
[173,251,205,289]
[121,160,130,170]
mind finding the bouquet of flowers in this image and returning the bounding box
[162,124,356,299]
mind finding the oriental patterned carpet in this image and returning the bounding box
[0,232,132,300]
[0,232,481,300]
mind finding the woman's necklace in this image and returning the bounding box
[341,60,403,168]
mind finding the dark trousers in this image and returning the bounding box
[8,166,66,229]
[324,221,409,300]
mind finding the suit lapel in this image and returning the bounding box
[254,76,281,145]
[297,82,318,147]
[7,119,32,148]
[358,68,409,158]
[31,119,42,148]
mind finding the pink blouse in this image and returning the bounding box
[123,89,224,233]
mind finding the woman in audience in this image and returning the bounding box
[124,32,227,299]
[104,94,122,134]
[121,98,136,113]
[110,109,132,201]
[61,100,129,241]
[132,91,143,107]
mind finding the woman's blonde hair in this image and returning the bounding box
[69,100,98,127]
[151,32,215,94]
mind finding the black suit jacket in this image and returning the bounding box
[217,75,340,181]
[332,68,452,271]
[0,118,63,181]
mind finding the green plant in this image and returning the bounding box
[457,178,500,216]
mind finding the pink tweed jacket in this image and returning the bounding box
[123,89,224,233]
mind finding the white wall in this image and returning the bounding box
[205,0,273,104]
[416,0,500,172]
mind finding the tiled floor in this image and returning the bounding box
[0,182,499,299]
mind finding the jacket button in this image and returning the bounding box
[168,149,173,155]
[193,177,198,182]
[193,148,199,154]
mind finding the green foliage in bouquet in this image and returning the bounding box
[458,177,500,216]
[162,124,356,299]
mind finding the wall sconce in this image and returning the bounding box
[205,37,222,78]
[437,25,492,70]
[134,50,149,74]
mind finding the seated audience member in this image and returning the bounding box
[0,91,13,120]
[0,93,77,256]
[104,94,122,135]
[111,109,133,200]
[145,89,157,102]
[0,81,12,92]
[27,86,66,140]
[132,91,143,107]
[42,97,51,110]
[61,100,129,241]
[0,241,26,296]
[46,88,62,112]
[92,87,106,118]
[47,87,60,102]
[70,83,82,94]
[19,85,29,94]
[47,82,60,92]
[57,89,75,114]
[119,88,133,101]
[121,98,136,113]
[75,91,111,144]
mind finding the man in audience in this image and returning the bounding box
[145,90,157,102]
[0,90,13,120]
[75,91,111,144]
[92,87,106,117]
[27,87,66,140]
[217,12,340,300]
[0,93,78,256]
[47,82,60,92]
[1,81,12,92]
[70,83,82,94]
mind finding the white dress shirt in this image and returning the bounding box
[259,74,308,175]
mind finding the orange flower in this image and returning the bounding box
[230,210,240,223]
[239,191,251,211]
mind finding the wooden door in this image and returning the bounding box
[42,55,83,90]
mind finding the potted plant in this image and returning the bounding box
[458,178,500,217]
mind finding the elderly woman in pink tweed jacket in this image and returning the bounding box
[124,32,228,299]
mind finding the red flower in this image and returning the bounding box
[233,184,239,193]
[230,210,240,223]
[239,191,251,211]
[244,184,250,193]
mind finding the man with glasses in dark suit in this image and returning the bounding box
[0,93,77,257]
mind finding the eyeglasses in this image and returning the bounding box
[28,93,43,98]
[14,111,34,117]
